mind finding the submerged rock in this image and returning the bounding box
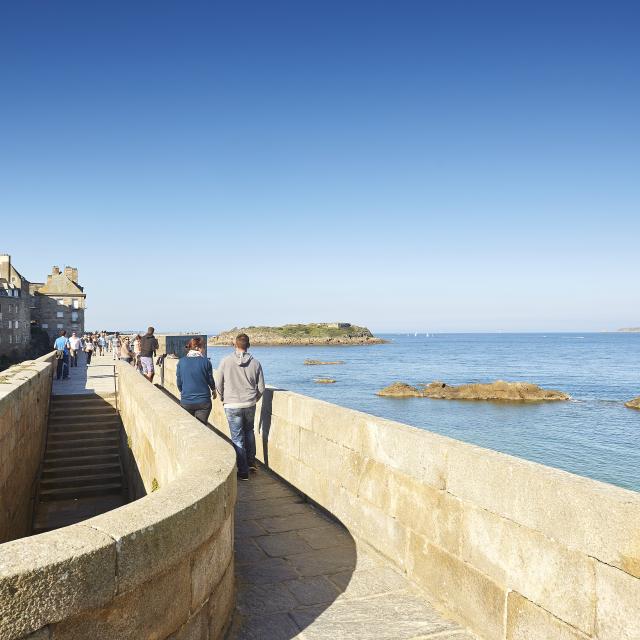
[304,360,345,365]
[314,378,336,384]
[376,382,423,397]
[625,396,640,409]
[422,380,570,402]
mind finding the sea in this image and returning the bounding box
[208,333,640,493]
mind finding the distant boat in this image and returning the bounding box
[425,333,430,337]
[414,332,418,337]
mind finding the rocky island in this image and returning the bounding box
[625,397,640,409]
[304,359,346,365]
[377,380,570,402]
[208,323,386,346]
[618,327,640,332]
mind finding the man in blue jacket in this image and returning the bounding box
[176,337,216,425]
[53,330,70,380]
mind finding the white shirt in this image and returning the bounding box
[69,336,82,350]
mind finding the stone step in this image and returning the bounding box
[43,452,121,467]
[40,471,123,490]
[51,393,116,405]
[42,462,122,478]
[50,405,116,417]
[44,443,120,459]
[38,482,123,501]
[46,435,119,450]
[48,428,120,441]
[48,421,121,433]
[49,413,118,426]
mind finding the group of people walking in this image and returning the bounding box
[176,333,265,481]
[53,327,264,481]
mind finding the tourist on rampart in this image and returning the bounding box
[53,330,70,380]
[68,331,82,367]
[133,334,142,370]
[214,333,265,481]
[84,335,95,365]
[120,337,133,364]
[97,334,106,356]
[176,337,216,425]
[139,326,159,382]
[111,333,121,360]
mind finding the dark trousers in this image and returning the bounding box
[180,401,212,425]
[70,350,79,367]
[56,355,70,380]
[86,350,93,365]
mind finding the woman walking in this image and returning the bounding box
[176,337,216,425]
[120,337,133,364]
[85,336,94,365]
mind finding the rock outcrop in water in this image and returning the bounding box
[208,323,386,346]
[377,380,569,401]
[376,382,424,397]
[625,397,640,409]
[304,359,345,365]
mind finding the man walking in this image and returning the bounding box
[54,330,71,380]
[68,331,82,367]
[214,333,265,481]
[139,326,159,382]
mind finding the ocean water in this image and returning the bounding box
[208,333,640,493]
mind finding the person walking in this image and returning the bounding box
[97,334,106,356]
[111,333,121,360]
[133,334,142,371]
[119,337,133,363]
[214,333,265,481]
[68,331,82,367]
[85,335,95,365]
[176,337,216,425]
[54,330,71,380]
[139,326,159,382]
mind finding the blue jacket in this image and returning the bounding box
[177,356,215,405]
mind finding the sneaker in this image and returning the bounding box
[248,461,258,472]
[237,472,249,481]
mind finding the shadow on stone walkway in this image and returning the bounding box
[225,467,476,640]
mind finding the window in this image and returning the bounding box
[6,320,10,329]
[56,298,64,305]
[73,299,79,309]
[56,311,64,318]
[8,335,12,344]
[41,323,48,329]
[57,323,63,329]
[71,311,78,321]
[14,320,18,329]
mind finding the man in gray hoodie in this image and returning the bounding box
[214,333,265,480]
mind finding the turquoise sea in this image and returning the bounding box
[209,333,640,493]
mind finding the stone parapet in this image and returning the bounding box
[0,352,55,542]
[160,357,640,640]
[0,361,237,640]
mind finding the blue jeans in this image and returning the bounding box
[225,406,256,476]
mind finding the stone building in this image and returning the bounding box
[30,266,86,342]
[0,255,32,359]
[0,255,86,358]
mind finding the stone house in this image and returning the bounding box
[0,255,86,358]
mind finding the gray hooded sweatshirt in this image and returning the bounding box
[214,350,265,408]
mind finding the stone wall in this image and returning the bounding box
[0,352,54,541]
[161,357,640,640]
[0,361,237,640]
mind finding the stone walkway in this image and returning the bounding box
[227,468,476,640]
[52,352,120,396]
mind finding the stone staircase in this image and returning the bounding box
[32,393,127,534]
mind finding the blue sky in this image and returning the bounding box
[1,1,638,333]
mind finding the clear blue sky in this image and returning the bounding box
[1,1,638,333]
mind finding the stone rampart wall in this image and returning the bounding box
[0,361,237,640]
[0,352,55,542]
[161,357,640,640]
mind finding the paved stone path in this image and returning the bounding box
[52,352,120,396]
[227,468,476,640]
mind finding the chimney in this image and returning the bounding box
[0,254,10,281]
[64,266,78,282]
[52,266,60,276]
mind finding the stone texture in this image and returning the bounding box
[236,557,299,585]
[0,524,115,640]
[208,561,235,639]
[290,592,462,640]
[287,546,356,577]
[231,612,300,640]
[254,531,313,557]
[595,561,640,640]
[257,511,329,534]
[406,535,506,640]
[460,504,595,633]
[296,524,351,550]
[330,567,409,599]
[167,606,209,640]
[191,518,233,609]
[506,591,590,640]
[50,559,190,640]
[22,627,50,640]
[285,576,339,606]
